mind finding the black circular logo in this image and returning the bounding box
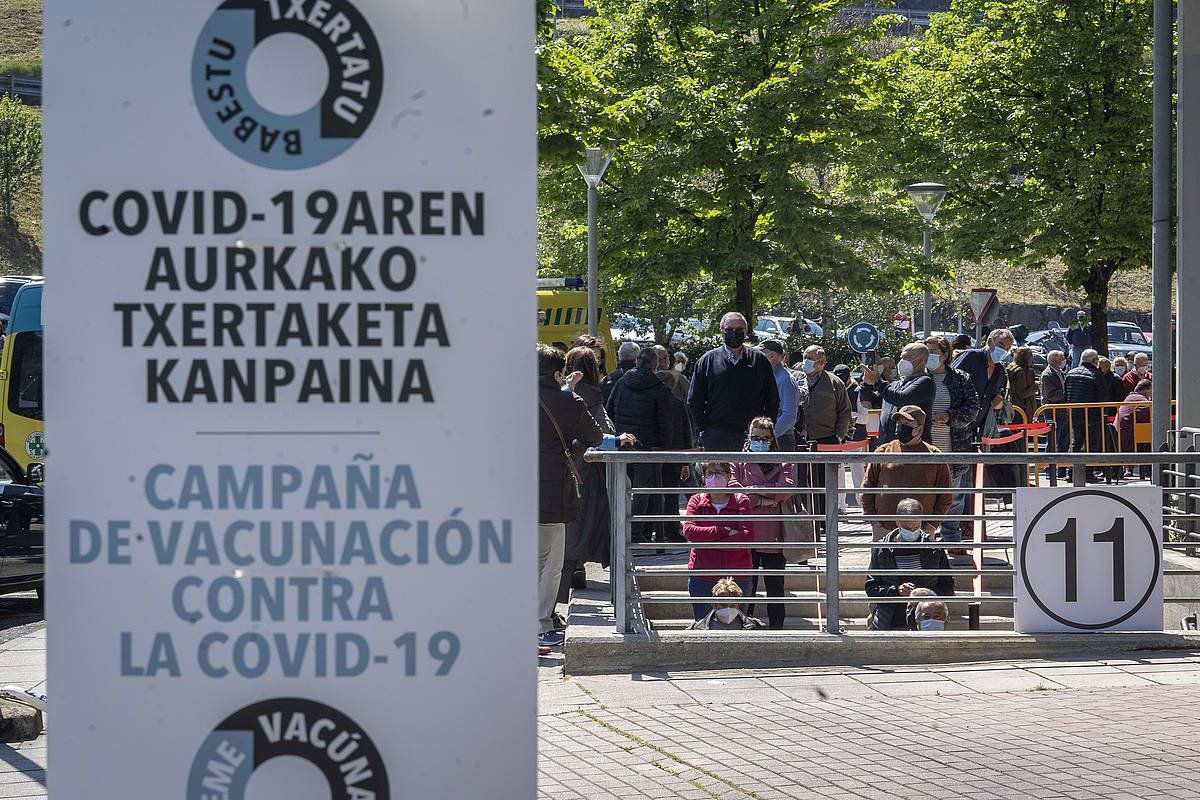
[187,697,389,798]
[192,0,385,169]
[1020,490,1161,630]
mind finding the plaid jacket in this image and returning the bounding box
[940,367,981,455]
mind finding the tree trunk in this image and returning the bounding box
[1083,262,1118,357]
[735,267,754,326]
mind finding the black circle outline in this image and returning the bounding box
[192,697,389,799]
[1020,489,1161,629]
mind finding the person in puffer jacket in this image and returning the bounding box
[606,347,674,542]
[682,462,754,621]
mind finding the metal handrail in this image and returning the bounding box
[594,449,1200,635]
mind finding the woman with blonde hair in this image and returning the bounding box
[731,417,794,629]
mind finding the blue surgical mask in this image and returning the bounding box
[801,359,816,373]
[748,440,771,453]
[919,619,946,631]
[990,346,1008,363]
[927,353,942,370]
[898,527,921,542]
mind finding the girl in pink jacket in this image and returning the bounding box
[733,417,794,629]
[682,462,755,621]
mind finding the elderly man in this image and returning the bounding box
[687,312,780,452]
[914,597,950,631]
[951,328,1014,437]
[861,407,952,540]
[860,342,934,445]
[1040,350,1070,457]
[1065,349,1106,479]
[864,497,954,630]
[601,341,640,403]
[1123,353,1151,395]
[759,339,806,452]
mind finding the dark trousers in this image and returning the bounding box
[1050,409,1071,454]
[700,427,746,453]
[628,461,660,543]
[747,550,787,629]
[656,464,686,543]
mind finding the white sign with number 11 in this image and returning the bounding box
[1014,488,1163,633]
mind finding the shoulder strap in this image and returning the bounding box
[539,396,584,488]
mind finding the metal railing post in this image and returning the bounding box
[606,462,630,634]
[823,462,840,634]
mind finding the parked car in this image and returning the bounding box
[0,445,43,601]
[1107,321,1154,365]
[755,315,823,340]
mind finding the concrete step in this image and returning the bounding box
[649,615,1017,632]
[634,564,1015,594]
[639,589,1015,620]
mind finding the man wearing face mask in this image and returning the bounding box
[687,312,780,453]
[950,328,1014,438]
[865,497,954,630]
[859,342,935,446]
[860,406,952,540]
[1123,353,1151,395]
[758,340,805,452]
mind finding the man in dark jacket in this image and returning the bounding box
[600,341,640,403]
[656,370,695,543]
[860,342,935,445]
[687,312,780,452]
[1065,349,1105,472]
[1040,350,1070,458]
[866,498,954,630]
[606,347,674,543]
[538,344,603,649]
[951,328,1014,437]
[1066,310,1092,368]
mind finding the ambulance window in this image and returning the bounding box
[8,333,42,421]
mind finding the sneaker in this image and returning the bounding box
[538,630,565,648]
[552,612,568,631]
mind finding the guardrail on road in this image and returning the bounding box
[0,75,42,106]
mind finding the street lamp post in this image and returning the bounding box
[578,147,611,337]
[906,182,949,336]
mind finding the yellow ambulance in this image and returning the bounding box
[0,280,44,473]
[537,278,618,371]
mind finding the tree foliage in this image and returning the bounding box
[537,0,927,335]
[852,0,1153,355]
[0,95,40,221]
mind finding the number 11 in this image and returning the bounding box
[1044,517,1125,602]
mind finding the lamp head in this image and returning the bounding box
[906,182,949,223]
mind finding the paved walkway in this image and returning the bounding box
[539,653,1200,799]
[3,623,1199,797]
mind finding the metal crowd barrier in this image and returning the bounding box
[585,448,1200,635]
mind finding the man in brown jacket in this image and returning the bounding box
[861,406,952,540]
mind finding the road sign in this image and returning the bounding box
[46,1,536,797]
[847,322,882,354]
[1014,488,1163,633]
[970,288,999,326]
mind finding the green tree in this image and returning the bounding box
[854,0,1153,356]
[537,1,922,330]
[0,95,40,221]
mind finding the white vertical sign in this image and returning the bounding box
[45,1,536,796]
[1015,488,1163,633]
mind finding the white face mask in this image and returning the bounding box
[1137,365,1148,376]
[714,607,740,624]
[897,359,915,379]
[675,363,685,372]
[919,619,946,631]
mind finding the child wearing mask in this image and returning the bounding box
[732,418,794,630]
[687,577,765,630]
[682,462,755,621]
[865,498,955,630]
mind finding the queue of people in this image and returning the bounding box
[538,317,1157,649]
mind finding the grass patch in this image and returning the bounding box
[0,0,43,78]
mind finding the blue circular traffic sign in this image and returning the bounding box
[846,322,881,354]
